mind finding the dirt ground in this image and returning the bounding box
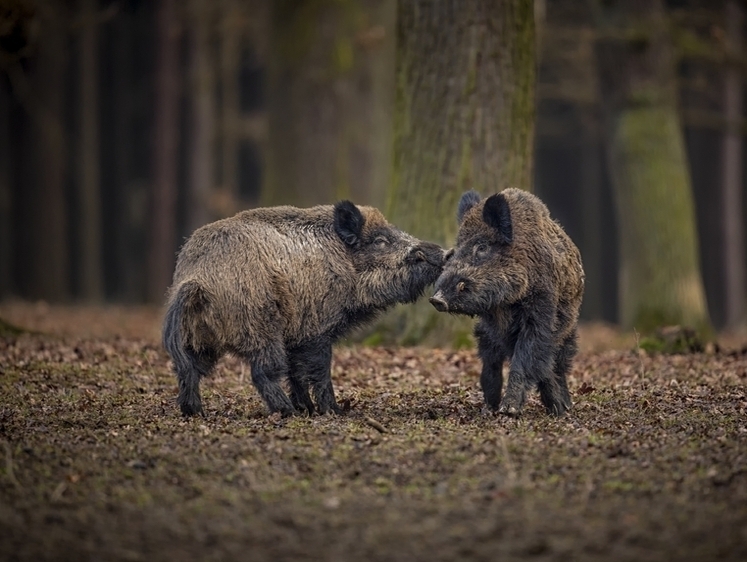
[1,301,746,561]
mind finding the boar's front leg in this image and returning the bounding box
[245,342,295,417]
[287,342,319,415]
[475,322,505,411]
[288,339,339,415]
[307,342,341,415]
[500,302,555,417]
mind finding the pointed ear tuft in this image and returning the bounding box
[334,200,365,247]
[457,190,482,224]
[483,194,513,244]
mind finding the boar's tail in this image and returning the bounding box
[162,281,216,416]
[163,281,200,361]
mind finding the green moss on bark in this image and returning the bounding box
[381,0,536,346]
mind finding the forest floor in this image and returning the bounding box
[1,301,746,561]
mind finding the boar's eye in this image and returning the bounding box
[374,236,389,248]
[473,242,489,259]
[456,281,466,292]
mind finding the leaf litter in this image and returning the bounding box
[0,304,746,561]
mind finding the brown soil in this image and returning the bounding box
[1,302,746,561]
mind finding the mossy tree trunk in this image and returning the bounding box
[383,0,536,345]
[595,0,711,334]
[263,0,396,208]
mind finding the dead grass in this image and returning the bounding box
[0,302,746,561]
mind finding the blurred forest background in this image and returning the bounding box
[0,0,745,342]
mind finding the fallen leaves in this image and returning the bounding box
[0,305,746,561]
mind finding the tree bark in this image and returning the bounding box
[187,0,215,232]
[262,0,396,208]
[219,0,240,205]
[147,0,181,303]
[21,2,69,301]
[383,0,536,344]
[595,0,711,334]
[77,0,104,300]
[721,0,745,329]
[0,78,11,297]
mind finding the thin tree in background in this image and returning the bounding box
[0,77,11,297]
[77,0,104,300]
[262,0,396,207]
[187,0,215,233]
[147,0,180,303]
[722,0,745,329]
[384,0,536,344]
[219,0,240,206]
[23,2,69,301]
[595,0,711,334]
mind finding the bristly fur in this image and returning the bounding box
[163,202,444,418]
[431,188,584,417]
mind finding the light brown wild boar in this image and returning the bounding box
[163,201,444,417]
[430,188,584,417]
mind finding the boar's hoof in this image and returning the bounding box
[546,401,571,417]
[317,402,343,416]
[180,400,204,418]
[498,403,521,418]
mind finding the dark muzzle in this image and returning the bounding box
[429,290,448,312]
[408,242,446,267]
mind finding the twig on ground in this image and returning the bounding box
[634,329,647,387]
[2,440,21,489]
[364,417,387,434]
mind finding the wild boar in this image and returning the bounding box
[429,188,584,416]
[163,201,444,417]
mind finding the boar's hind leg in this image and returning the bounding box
[539,331,577,416]
[246,344,295,417]
[176,347,218,417]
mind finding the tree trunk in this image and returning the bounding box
[721,0,745,330]
[0,78,11,297]
[187,0,215,232]
[22,3,69,301]
[111,8,148,302]
[76,0,104,300]
[577,107,605,320]
[262,0,396,208]
[383,0,536,344]
[595,0,711,334]
[219,0,240,206]
[147,0,180,303]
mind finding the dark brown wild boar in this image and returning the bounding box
[163,201,444,417]
[430,189,584,417]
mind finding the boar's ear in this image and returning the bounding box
[334,200,365,247]
[457,190,482,224]
[483,193,513,245]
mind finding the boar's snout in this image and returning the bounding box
[429,290,448,312]
[407,242,445,267]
